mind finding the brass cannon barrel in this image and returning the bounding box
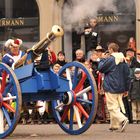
[14,25,64,68]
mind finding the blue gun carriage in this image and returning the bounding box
[0,25,98,139]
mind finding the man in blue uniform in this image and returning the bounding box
[2,38,25,69]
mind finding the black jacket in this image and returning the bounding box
[130,57,140,68]
[129,78,140,101]
[85,26,99,51]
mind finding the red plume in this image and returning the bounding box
[14,39,20,45]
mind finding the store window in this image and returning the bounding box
[98,0,136,51]
[0,0,39,52]
[62,0,136,60]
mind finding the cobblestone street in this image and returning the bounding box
[8,124,140,140]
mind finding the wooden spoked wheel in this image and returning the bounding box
[0,63,22,139]
[52,61,98,135]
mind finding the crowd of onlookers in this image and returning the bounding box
[71,44,140,124]
[0,38,140,125]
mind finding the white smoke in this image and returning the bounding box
[63,0,117,25]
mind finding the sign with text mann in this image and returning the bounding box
[0,17,38,27]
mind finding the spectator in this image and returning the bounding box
[84,18,100,54]
[89,50,108,123]
[127,37,136,51]
[84,18,100,60]
[98,42,130,132]
[124,48,139,123]
[125,48,138,67]
[89,50,99,79]
[136,50,140,67]
[125,48,138,79]
[53,63,61,74]
[55,51,67,66]
[84,60,92,72]
[95,45,105,60]
[129,68,140,123]
[75,49,85,63]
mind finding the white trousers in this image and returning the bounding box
[105,92,128,129]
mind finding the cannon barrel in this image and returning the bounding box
[14,25,64,68]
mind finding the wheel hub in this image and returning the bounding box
[62,91,75,105]
[0,93,3,108]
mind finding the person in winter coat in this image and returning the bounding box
[98,42,130,132]
[129,68,140,123]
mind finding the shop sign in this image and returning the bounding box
[0,18,38,27]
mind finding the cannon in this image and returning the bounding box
[0,25,98,138]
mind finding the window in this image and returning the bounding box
[0,0,39,52]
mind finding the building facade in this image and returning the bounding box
[0,0,140,61]
[36,0,140,61]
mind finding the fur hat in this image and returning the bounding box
[5,38,22,48]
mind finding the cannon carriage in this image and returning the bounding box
[0,25,98,139]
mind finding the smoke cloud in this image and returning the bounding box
[63,0,117,25]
